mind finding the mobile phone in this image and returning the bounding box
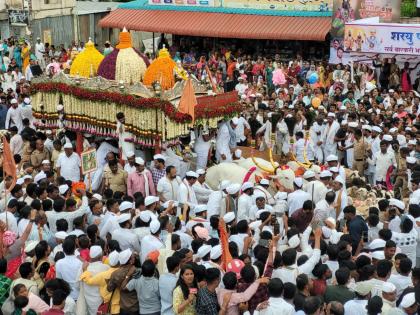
[362,231,368,243]
[169,215,177,226]
[189,288,197,294]
[273,222,280,235]
[258,239,270,248]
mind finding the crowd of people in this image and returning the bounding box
[0,35,419,315]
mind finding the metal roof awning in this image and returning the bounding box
[99,8,331,41]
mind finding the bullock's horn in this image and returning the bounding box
[269,148,277,169]
[251,155,275,174]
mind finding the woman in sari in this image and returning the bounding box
[21,42,30,73]
[13,46,22,71]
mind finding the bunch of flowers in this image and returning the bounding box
[70,40,104,78]
[97,28,149,83]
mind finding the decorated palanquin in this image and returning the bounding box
[31,28,241,148]
[31,77,240,146]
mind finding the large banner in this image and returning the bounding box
[331,0,401,38]
[344,23,420,55]
[148,0,214,6]
[221,0,332,12]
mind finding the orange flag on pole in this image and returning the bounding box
[218,218,233,271]
[2,136,17,192]
[178,78,197,123]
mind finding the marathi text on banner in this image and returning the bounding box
[148,0,215,6]
[343,23,420,55]
[221,0,332,12]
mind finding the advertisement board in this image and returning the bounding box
[148,0,214,7]
[222,0,332,12]
[331,0,401,38]
[344,23,420,55]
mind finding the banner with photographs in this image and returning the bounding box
[329,0,402,64]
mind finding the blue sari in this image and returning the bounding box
[13,46,22,70]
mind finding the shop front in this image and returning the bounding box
[99,0,333,60]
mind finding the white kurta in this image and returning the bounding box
[116,121,135,161]
[344,133,355,168]
[5,106,22,132]
[140,234,164,263]
[194,133,212,170]
[256,120,273,151]
[81,261,109,315]
[216,123,232,162]
[310,123,325,162]
[287,189,311,216]
[178,180,198,207]
[237,193,253,222]
[322,121,340,158]
[192,181,213,204]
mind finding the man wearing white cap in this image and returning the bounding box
[399,292,417,314]
[9,125,23,156]
[123,151,136,175]
[235,77,247,95]
[221,183,240,216]
[185,205,210,232]
[326,154,346,183]
[381,282,397,314]
[140,220,164,263]
[56,142,82,183]
[321,112,340,158]
[310,116,325,162]
[107,249,139,314]
[294,131,314,163]
[256,112,273,151]
[332,176,347,219]
[157,165,181,203]
[34,160,51,184]
[143,196,160,221]
[192,127,213,170]
[275,112,290,155]
[192,169,213,204]
[178,171,199,207]
[249,193,273,221]
[80,251,120,314]
[207,180,230,218]
[304,170,328,205]
[367,140,396,186]
[234,115,251,147]
[5,98,22,132]
[237,182,254,222]
[112,212,141,253]
[116,112,135,162]
[216,118,236,162]
[127,157,156,198]
[80,245,110,315]
[254,178,275,206]
[287,177,311,216]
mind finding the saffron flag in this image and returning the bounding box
[2,136,17,192]
[218,218,233,271]
[178,79,197,123]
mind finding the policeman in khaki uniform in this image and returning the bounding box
[393,147,410,199]
[351,129,371,177]
[102,159,128,194]
[30,138,51,170]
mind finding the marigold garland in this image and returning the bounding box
[143,47,176,90]
[70,40,104,78]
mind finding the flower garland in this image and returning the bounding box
[69,40,104,78]
[31,82,242,123]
